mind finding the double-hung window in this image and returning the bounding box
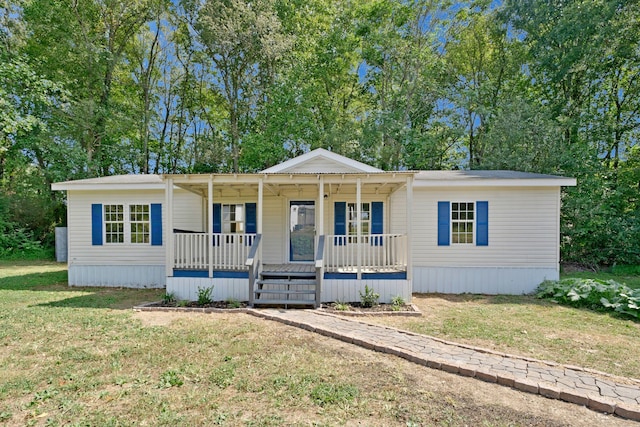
[104,204,150,244]
[222,204,244,233]
[347,202,370,238]
[104,204,125,243]
[451,202,474,244]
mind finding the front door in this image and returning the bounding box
[289,201,315,262]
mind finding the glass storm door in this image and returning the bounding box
[289,201,315,262]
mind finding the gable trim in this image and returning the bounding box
[261,148,382,173]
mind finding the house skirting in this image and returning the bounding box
[322,279,411,304]
[166,277,412,304]
[68,265,165,288]
[411,266,558,295]
[167,277,249,301]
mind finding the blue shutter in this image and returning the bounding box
[245,202,257,246]
[150,203,162,246]
[91,204,103,245]
[245,203,256,233]
[213,203,221,246]
[476,201,488,246]
[334,202,346,246]
[371,201,383,246]
[437,201,450,246]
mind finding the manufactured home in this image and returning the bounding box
[52,149,576,306]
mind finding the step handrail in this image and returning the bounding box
[314,235,325,308]
[246,234,262,307]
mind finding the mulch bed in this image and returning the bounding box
[321,302,421,317]
[145,300,248,309]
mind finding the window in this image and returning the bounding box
[104,204,150,244]
[347,202,370,236]
[104,204,124,243]
[129,204,150,243]
[223,204,244,233]
[451,202,474,244]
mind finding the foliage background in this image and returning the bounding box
[1,0,639,266]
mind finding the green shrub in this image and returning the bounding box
[0,217,47,259]
[390,295,406,311]
[359,285,380,308]
[536,278,640,318]
[162,292,177,305]
[197,286,214,305]
[333,300,350,311]
[226,298,241,308]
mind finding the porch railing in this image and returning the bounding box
[174,233,256,270]
[246,234,262,307]
[324,234,407,273]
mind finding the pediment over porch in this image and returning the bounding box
[261,148,382,174]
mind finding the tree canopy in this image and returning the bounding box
[1,0,639,266]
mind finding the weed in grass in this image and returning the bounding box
[309,382,359,406]
[0,411,12,422]
[210,363,236,388]
[158,370,183,388]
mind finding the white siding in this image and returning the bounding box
[411,187,560,268]
[69,265,165,288]
[173,191,203,231]
[67,188,197,267]
[167,277,248,301]
[67,189,167,266]
[322,279,411,303]
[262,195,286,264]
[389,189,407,234]
[412,266,558,295]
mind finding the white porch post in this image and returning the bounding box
[356,177,362,280]
[258,178,263,264]
[406,175,413,281]
[165,178,174,277]
[208,175,213,278]
[318,176,324,235]
[258,178,263,234]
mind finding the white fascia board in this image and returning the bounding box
[51,183,166,191]
[413,178,577,188]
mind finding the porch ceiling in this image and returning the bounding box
[164,172,413,198]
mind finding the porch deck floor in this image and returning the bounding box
[261,264,405,274]
[262,264,315,273]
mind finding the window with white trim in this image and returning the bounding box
[129,204,150,243]
[104,204,150,244]
[451,202,474,244]
[223,204,244,233]
[347,202,370,235]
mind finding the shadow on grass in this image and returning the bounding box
[33,286,164,310]
[0,270,69,291]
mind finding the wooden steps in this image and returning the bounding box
[252,267,318,308]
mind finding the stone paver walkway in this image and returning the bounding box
[248,308,640,421]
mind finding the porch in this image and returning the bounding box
[163,169,414,306]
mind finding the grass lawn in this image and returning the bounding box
[0,261,634,426]
[367,267,640,380]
